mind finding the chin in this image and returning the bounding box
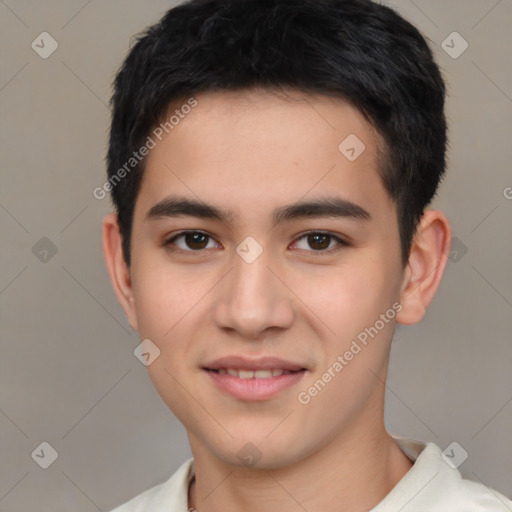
[208,433,307,470]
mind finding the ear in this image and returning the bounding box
[102,213,138,331]
[396,209,452,325]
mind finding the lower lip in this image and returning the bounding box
[204,369,307,401]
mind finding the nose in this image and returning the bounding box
[211,247,295,340]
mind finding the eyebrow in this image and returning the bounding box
[144,195,371,226]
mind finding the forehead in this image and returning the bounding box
[135,88,392,225]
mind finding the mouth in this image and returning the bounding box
[204,368,305,379]
[203,360,308,400]
[202,355,309,400]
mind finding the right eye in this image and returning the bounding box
[163,231,220,253]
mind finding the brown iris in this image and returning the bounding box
[307,233,331,251]
[184,232,209,250]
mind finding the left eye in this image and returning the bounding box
[293,232,347,253]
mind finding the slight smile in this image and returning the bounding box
[203,356,309,401]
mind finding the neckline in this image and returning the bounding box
[184,435,429,511]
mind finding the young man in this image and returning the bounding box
[102,0,512,510]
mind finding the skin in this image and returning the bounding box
[102,88,451,512]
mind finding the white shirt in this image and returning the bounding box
[109,435,512,511]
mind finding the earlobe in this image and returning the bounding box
[396,210,452,326]
[102,213,139,331]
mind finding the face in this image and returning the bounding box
[122,89,408,468]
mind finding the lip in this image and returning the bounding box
[203,355,306,372]
[203,355,308,401]
[204,368,307,401]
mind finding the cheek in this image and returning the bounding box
[297,263,390,336]
[294,260,399,396]
[130,260,212,389]
[131,256,204,338]
[130,264,206,420]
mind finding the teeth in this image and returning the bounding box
[215,368,291,379]
[254,370,272,379]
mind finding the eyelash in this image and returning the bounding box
[163,230,349,256]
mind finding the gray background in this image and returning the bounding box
[1,0,511,510]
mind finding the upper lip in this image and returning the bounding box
[204,356,306,372]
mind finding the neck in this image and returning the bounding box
[187,410,413,512]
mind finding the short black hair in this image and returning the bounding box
[106,0,448,267]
